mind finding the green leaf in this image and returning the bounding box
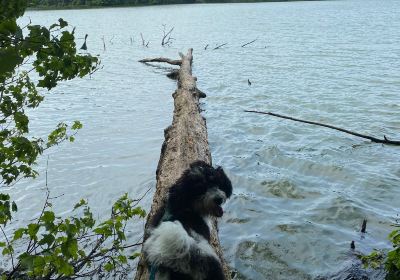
[38,234,55,247]
[0,194,10,201]
[0,48,23,76]
[128,252,141,260]
[13,228,25,240]
[73,199,87,209]
[59,261,74,276]
[117,255,127,264]
[40,211,55,224]
[104,262,114,272]
[27,223,40,239]
[2,245,13,256]
[71,121,83,130]
[58,18,68,28]
[19,253,35,271]
[11,201,17,212]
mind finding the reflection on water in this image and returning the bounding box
[4,0,400,278]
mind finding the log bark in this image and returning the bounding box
[134,49,231,280]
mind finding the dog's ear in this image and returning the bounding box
[188,160,211,179]
[168,162,210,215]
[215,166,232,198]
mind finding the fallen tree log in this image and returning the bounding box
[134,49,231,280]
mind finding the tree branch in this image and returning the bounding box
[241,38,257,47]
[213,43,227,50]
[139,57,181,66]
[244,110,400,145]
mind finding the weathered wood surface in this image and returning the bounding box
[134,48,231,280]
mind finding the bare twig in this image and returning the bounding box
[161,25,174,47]
[140,33,145,46]
[244,110,400,145]
[241,38,257,47]
[204,44,209,50]
[45,156,49,191]
[140,33,149,48]
[101,36,106,51]
[0,225,14,269]
[213,43,227,50]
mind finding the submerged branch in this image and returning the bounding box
[241,38,257,47]
[213,43,227,50]
[139,57,182,66]
[244,110,400,145]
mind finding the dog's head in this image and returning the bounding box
[168,161,232,218]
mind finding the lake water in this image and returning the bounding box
[4,0,400,279]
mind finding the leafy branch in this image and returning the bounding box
[1,192,146,280]
[360,221,400,279]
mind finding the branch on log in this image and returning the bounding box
[244,110,400,145]
[134,49,230,280]
[213,43,228,50]
[241,38,257,47]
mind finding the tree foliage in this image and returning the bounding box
[361,223,400,280]
[1,1,146,279]
[1,192,146,279]
[1,0,99,186]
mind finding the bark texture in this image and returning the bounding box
[134,49,231,280]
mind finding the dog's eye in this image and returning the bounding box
[214,197,223,205]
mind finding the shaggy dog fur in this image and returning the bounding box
[143,161,233,280]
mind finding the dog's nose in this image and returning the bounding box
[214,197,223,205]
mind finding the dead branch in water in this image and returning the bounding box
[241,38,257,47]
[101,36,106,51]
[161,24,174,46]
[213,43,228,50]
[140,33,149,47]
[361,219,367,233]
[244,110,400,145]
[139,57,182,66]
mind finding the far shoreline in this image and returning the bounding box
[27,0,324,11]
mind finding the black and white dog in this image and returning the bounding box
[143,161,233,280]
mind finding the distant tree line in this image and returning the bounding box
[28,0,200,7]
[28,0,285,8]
